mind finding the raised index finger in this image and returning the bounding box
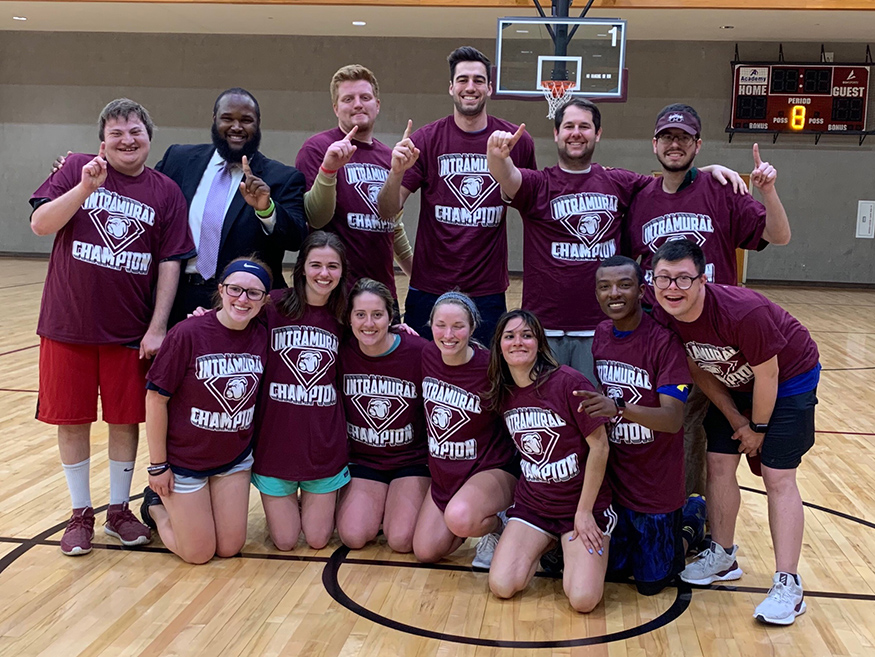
[241,155,252,177]
[98,141,106,160]
[344,125,358,141]
[508,123,527,148]
[752,143,762,167]
[402,119,413,140]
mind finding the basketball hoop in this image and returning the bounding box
[541,80,576,120]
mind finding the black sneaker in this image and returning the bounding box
[539,543,564,577]
[680,494,707,553]
[139,486,162,530]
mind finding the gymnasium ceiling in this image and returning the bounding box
[1,2,874,42]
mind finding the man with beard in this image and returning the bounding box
[156,87,308,322]
[377,46,536,346]
[487,99,745,383]
[625,104,791,497]
[295,65,413,307]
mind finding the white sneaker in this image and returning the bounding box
[472,510,509,569]
[754,572,806,625]
[680,541,743,585]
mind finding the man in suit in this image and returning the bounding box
[156,87,308,323]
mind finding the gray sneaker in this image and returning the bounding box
[680,541,743,585]
[754,572,806,625]
[472,532,500,569]
[472,509,509,569]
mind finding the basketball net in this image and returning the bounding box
[541,81,576,119]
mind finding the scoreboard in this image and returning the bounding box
[730,63,870,133]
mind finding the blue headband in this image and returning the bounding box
[220,260,271,293]
[434,291,481,327]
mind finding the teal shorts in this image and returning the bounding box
[251,466,351,497]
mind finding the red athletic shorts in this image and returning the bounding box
[37,337,150,425]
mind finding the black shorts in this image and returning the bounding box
[704,388,817,470]
[348,462,430,485]
[507,500,617,539]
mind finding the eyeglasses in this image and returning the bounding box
[652,274,702,290]
[656,133,696,147]
[222,283,266,301]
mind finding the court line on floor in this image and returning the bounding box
[0,388,37,393]
[0,344,38,358]
[816,430,875,436]
[822,366,875,372]
[0,281,42,290]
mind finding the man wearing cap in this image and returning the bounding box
[625,103,791,497]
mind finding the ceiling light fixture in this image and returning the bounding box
[13,15,26,20]
[352,21,366,26]
[719,25,735,29]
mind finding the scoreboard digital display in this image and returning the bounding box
[730,63,870,133]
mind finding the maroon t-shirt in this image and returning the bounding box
[502,366,611,520]
[510,164,651,331]
[146,312,267,472]
[626,173,767,302]
[655,284,820,393]
[592,313,690,514]
[31,154,194,345]
[339,332,429,470]
[421,342,516,509]
[296,128,398,296]
[402,115,536,297]
[253,293,347,481]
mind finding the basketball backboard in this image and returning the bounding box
[494,17,627,99]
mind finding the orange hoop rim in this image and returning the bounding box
[540,80,576,99]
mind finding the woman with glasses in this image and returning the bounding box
[336,278,430,553]
[252,231,350,551]
[141,257,271,564]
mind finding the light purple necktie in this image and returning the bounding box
[197,163,233,279]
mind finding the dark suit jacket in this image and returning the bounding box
[156,144,307,289]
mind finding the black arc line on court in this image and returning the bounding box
[322,544,691,648]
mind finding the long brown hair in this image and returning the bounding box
[277,231,347,323]
[486,309,559,411]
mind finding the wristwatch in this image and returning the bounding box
[614,398,626,418]
[749,420,769,434]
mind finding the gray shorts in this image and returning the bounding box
[547,334,596,386]
[173,452,254,494]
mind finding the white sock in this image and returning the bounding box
[109,459,136,506]
[62,458,92,509]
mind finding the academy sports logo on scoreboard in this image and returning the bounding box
[737,67,769,95]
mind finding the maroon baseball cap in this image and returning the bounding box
[654,110,701,137]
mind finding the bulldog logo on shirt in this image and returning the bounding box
[272,325,338,390]
[192,353,263,431]
[84,189,155,256]
[421,377,482,452]
[595,360,648,406]
[685,341,754,388]
[642,213,712,254]
[504,408,562,468]
[438,154,499,215]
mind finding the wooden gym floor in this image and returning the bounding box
[1,257,874,657]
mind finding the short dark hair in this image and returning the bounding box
[656,103,701,135]
[98,98,154,141]
[598,255,644,286]
[652,239,706,275]
[554,98,601,132]
[447,46,492,84]
[213,87,261,122]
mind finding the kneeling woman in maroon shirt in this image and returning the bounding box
[486,309,615,613]
[142,257,271,564]
[336,278,430,553]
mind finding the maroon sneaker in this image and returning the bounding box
[105,502,151,546]
[60,507,95,556]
